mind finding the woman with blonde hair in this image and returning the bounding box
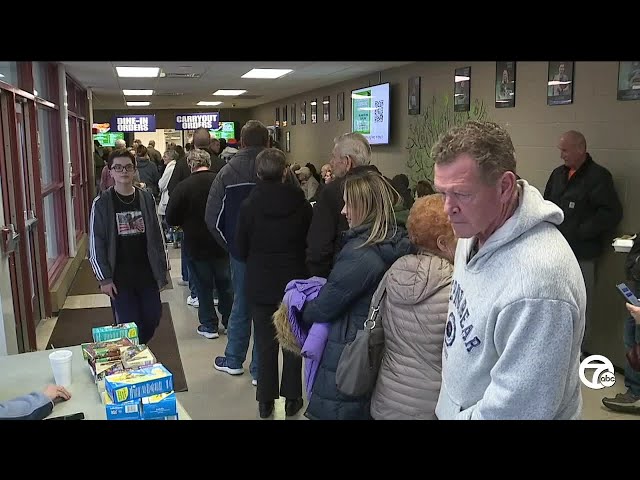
[300,169,413,420]
[370,194,456,420]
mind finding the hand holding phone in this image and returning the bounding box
[616,282,640,306]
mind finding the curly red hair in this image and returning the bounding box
[407,194,455,254]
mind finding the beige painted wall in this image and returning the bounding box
[248,61,639,369]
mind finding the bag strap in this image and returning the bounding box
[364,288,387,330]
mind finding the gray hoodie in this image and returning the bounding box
[0,392,53,420]
[435,180,586,420]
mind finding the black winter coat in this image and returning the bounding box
[235,180,312,305]
[543,154,622,260]
[301,223,414,420]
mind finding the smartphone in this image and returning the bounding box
[616,283,640,306]
[46,412,85,420]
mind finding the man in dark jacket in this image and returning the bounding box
[543,130,623,353]
[166,148,233,339]
[205,120,269,383]
[305,132,379,278]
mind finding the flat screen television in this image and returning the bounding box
[350,82,390,145]
[210,121,236,140]
[93,132,125,147]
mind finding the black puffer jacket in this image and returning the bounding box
[301,223,414,420]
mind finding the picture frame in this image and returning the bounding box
[301,101,306,124]
[282,104,288,127]
[311,98,318,124]
[275,106,280,127]
[286,130,291,152]
[291,103,296,125]
[454,66,471,112]
[408,76,420,115]
[495,61,516,108]
[547,61,574,106]
[617,61,640,101]
[323,96,330,122]
[337,92,345,121]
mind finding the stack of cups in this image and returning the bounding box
[49,349,73,388]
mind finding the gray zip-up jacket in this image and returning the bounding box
[0,392,53,420]
[89,187,168,289]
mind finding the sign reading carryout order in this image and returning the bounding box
[111,114,157,133]
[175,112,219,130]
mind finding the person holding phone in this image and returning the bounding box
[0,385,71,420]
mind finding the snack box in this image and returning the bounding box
[102,391,141,420]
[105,363,173,403]
[81,337,134,361]
[140,391,177,420]
[121,345,157,370]
[92,323,139,344]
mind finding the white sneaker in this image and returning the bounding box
[186,296,199,308]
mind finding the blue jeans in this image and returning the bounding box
[624,314,640,396]
[189,255,233,331]
[181,242,197,299]
[224,256,258,379]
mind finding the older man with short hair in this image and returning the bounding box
[305,132,380,278]
[434,121,585,420]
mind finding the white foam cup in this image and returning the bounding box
[49,349,73,387]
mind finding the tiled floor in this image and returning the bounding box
[35,247,640,420]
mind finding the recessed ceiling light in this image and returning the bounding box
[197,101,223,106]
[123,89,154,96]
[126,101,150,106]
[241,68,292,79]
[212,89,247,96]
[116,66,160,78]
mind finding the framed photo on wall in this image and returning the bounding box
[286,130,291,152]
[275,106,280,127]
[547,61,574,106]
[282,104,288,127]
[617,61,640,101]
[311,99,318,124]
[301,101,306,124]
[495,61,516,108]
[323,96,330,122]
[337,92,345,121]
[454,66,471,112]
[291,103,296,125]
[408,76,420,115]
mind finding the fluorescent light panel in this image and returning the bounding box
[126,101,150,106]
[116,66,160,78]
[197,101,223,106]
[212,89,246,96]
[241,68,292,79]
[123,89,153,96]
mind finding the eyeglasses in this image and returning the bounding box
[111,164,135,172]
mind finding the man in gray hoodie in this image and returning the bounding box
[432,121,586,420]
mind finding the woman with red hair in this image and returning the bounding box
[370,194,457,420]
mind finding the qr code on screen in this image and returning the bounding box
[374,100,384,123]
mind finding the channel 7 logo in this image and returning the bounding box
[579,355,616,389]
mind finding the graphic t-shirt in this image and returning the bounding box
[111,189,156,289]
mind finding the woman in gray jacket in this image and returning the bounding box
[370,194,457,420]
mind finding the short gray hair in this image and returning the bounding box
[163,149,178,162]
[256,148,286,181]
[187,148,211,170]
[115,138,126,149]
[334,132,371,167]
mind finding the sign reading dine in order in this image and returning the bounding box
[175,112,220,130]
[111,115,157,132]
